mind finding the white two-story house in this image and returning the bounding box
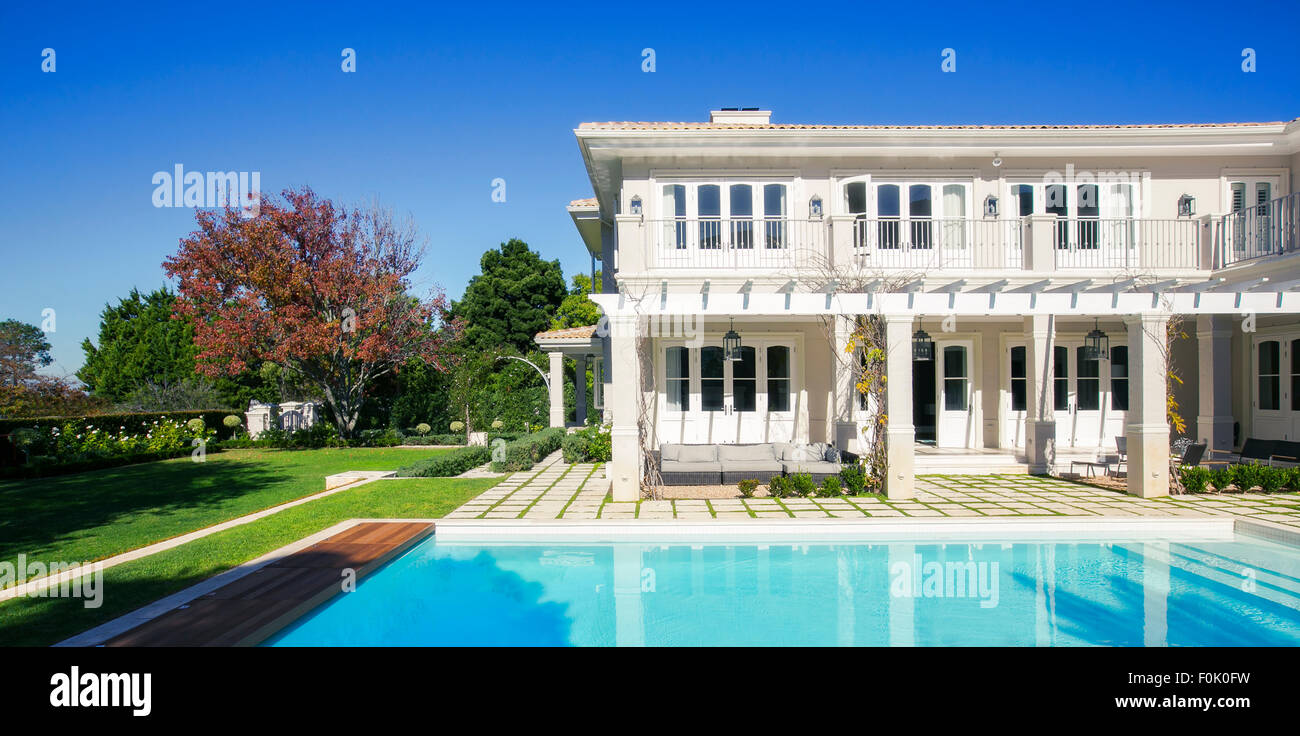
[538,108,1300,502]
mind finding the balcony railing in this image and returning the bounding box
[1218,192,1300,267]
[851,217,1024,270]
[651,218,828,269]
[1051,218,1199,270]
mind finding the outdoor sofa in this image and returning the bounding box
[651,442,856,485]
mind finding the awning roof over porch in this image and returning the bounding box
[535,324,602,354]
[590,286,1300,317]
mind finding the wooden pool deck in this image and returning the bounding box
[103,521,434,647]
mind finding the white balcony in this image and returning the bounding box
[649,218,827,270]
[1218,192,1300,267]
[1050,218,1201,270]
[851,217,1024,270]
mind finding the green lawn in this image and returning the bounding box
[0,447,454,577]
[0,475,498,646]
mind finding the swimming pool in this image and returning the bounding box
[267,521,1300,646]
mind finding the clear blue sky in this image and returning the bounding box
[2,1,1298,376]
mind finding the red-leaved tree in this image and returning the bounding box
[163,187,461,437]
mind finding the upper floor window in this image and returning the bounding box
[658,181,792,250]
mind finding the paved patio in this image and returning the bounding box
[443,457,1300,528]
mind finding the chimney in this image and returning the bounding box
[708,107,772,125]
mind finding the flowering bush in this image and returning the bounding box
[16,415,216,465]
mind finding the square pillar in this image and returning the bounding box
[608,316,642,501]
[574,354,588,426]
[1195,315,1233,452]
[1024,315,1056,473]
[1127,314,1171,498]
[883,314,915,499]
[832,315,858,450]
[548,351,565,428]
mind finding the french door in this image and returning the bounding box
[1252,336,1300,441]
[660,340,797,445]
[1003,339,1127,450]
[1009,181,1138,268]
[1227,176,1281,260]
[935,341,975,448]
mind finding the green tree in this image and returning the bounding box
[550,270,603,330]
[453,239,566,353]
[0,319,54,386]
[78,288,198,401]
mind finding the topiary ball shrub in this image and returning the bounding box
[186,418,206,434]
[415,423,431,436]
[737,479,759,498]
[222,415,242,429]
[839,464,866,495]
[819,476,842,497]
[788,473,816,497]
[766,476,789,499]
[449,421,465,433]
[491,419,504,430]
[1178,466,1212,494]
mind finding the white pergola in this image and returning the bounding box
[534,325,602,428]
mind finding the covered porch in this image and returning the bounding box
[592,283,1299,502]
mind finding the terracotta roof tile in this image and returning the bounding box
[568,197,598,207]
[535,324,599,341]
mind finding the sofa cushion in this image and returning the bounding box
[774,442,795,460]
[661,461,723,474]
[660,443,683,462]
[717,444,777,462]
[782,460,841,476]
[676,445,718,463]
[719,459,783,474]
[823,445,842,463]
[788,444,823,462]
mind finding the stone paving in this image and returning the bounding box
[443,457,1300,528]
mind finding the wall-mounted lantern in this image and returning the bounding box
[629,195,643,216]
[723,319,743,361]
[983,194,999,219]
[912,321,935,362]
[1084,319,1110,361]
[1177,194,1195,218]
[809,195,823,219]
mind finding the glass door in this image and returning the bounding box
[936,341,974,448]
[1004,343,1028,448]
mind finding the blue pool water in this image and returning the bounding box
[267,533,1300,646]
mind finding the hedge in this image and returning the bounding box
[0,410,237,468]
[396,446,493,477]
[490,428,566,473]
[0,445,224,480]
[1179,464,1300,493]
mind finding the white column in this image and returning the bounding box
[1196,314,1234,452]
[832,315,857,450]
[574,354,588,426]
[1127,313,1171,498]
[884,314,915,499]
[609,316,641,501]
[547,351,565,428]
[1024,315,1057,473]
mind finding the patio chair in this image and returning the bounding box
[1268,440,1300,468]
[1208,438,1276,466]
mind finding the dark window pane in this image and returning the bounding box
[1260,376,1279,411]
[768,379,789,412]
[1077,347,1100,411]
[877,185,900,217]
[944,346,966,378]
[730,185,752,217]
[764,184,786,217]
[1111,345,1129,411]
[1011,380,1027,412]
[668,380,689,411]
[1013,184,1034,217]
[847,182,868,215]
[733,347,755,378]
[767,346,790,378]
[734,380,756,412]
[1292,339,1300,374]
[909,185,932,217]
[698,185,720,217]
[666,347,688,378]
[1010,346,1026,378]
[1045,185,1067,216]
[1292,375,1300,412]
[1259,341,1279,375]
[701,346,723,410]
[1053,345,1069,412]
[944,379,967,411]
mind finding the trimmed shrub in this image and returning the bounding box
[1179,466,1212,494]
[562,425,611,463]
[1209,466,1234,492]
[449,421,465,433]
[490,428,566,472]
[397,446,493,477]
[737,479,759,498]
[839,464,866,495]
[819,476,843,497]
[414,423,431,436]
[186,418,206,434]
[1258,466,1288,493]
[1234,463,1268,492]
[767,476,790,498]
[788,473,816,497]
[222,415,242,429]
[1287,467,1300,493]
[491,420,504,430]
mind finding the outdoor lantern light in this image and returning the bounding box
[912,322,935,362]
[983,194,999,218]
[723,319,743,361]
[1177,194,1195,218]
[629,195,642,216]
[1084,319,1109,361]
[809,195,823,219]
